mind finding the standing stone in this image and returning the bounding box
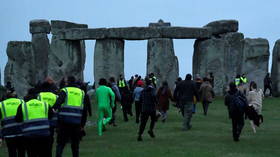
[30,19,51,83]
[48,20,87,83]
[4,41,36,97]
[193,32,244,96]
[271,40,280,96]
[147,20,179,88]
[94,39,124,85]
[241,38,269,90]
[193,38,227,95]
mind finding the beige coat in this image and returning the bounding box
[199,81,214,103]
[247,89,264,114]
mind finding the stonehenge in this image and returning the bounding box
[4,19,279,97]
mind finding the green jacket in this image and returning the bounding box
[96,85,115,108]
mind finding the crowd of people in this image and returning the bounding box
[0,71,269,157]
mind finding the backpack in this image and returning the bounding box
[230,92,248,114]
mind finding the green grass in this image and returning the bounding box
[1,97,280,157]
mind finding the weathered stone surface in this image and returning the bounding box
[31,33,50,83]
[94,39,124,85]
[57,27,211,40]
[241,38,269,90]
[147,38,179,88]
[271,40,280,96]
[48,20,87,83]
[4,41,36,98]
[204,20,238,35]
[222,32,244,83]
[30,19,51,34]
[51,20,88,35]
[193,32,244,96]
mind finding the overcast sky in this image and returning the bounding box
[1,0,280,84]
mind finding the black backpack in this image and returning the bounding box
[230,92,248,114]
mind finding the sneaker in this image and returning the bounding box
[137,135,143,141]
[148,130,155,138]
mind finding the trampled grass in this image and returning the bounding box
[1,97,280,157]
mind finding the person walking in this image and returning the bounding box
[16,88,53,157]
[199,78,215,115]
[37,80,58,157]
[193,75,203,113]
[95,78,115,136]
[173,74,199,131]
[263,73,272,96]
[224,82,248,141]
[53,76,88,157]
[137,78,158,141]
[0,91,25,157]
[133,80,144,123]
[120,86,133,122]
[156,81,173,122]
[247,81,264,133]
[108,77,121,126]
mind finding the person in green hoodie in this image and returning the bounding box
[96,78,115,136]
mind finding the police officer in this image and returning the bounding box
[53,76,88,157]
[149,73,157,88]
[15,88,53,157]
[0,91,25,157]
[38,81,58,157]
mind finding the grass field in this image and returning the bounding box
[1,97,280,157]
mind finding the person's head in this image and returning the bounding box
[45,76,54,84]
[39,82,52,92]
[203,77,209,82]
[250,81,257,90]
[162,81,168,87]
[24,88,39,101]
[236,74,241,78]
[119,74,123,79]
[137,80,144,87]
[109,77,115,83]
[242,74,245,77]
[145,77,152,86]
[177,77,182,82]
[99,78,107,86]
[134,74,138,78]
[266,73,270,77]
[185,74,192,80]
[209,72,213,77]
[66,76,76,86]
[6,91,17,98]
[229,82,237,92]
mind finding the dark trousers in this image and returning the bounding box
[135,101,142,123]
[110,104,117,124]
[122,103,133,121]
[231,115,244,141]
[264,85,272,96]
[25,137,51,157]
[5,136,25,157]
[49,127,56,157]
[138,111,156,135]
[122,104,129,121]
[202,101,210,115]
[56,125,81,157]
